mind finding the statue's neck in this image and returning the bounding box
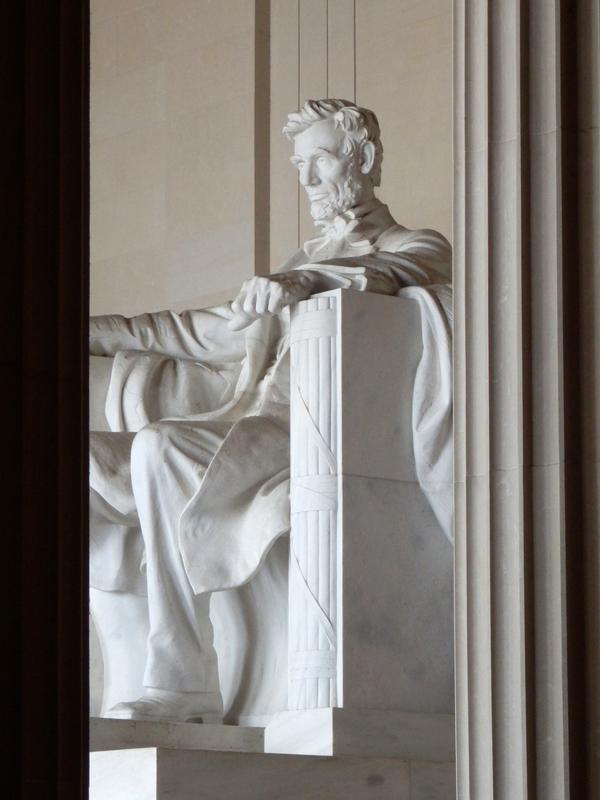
[340,196,382,222]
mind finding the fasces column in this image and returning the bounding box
[454,1,599,798]
[288,295,339,710]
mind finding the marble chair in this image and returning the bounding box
[90,288,453,756]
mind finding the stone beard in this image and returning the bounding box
[308,155,363,221]
[88,98,453,724]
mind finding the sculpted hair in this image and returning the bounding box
[283,98,383,187]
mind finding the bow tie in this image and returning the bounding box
[303,206,380,261]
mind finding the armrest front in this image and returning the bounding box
[90,355,114,432]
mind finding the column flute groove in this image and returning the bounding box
[488,1,530,797]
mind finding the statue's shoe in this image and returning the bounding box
[107,689,223,724]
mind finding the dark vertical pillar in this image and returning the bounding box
[3,1,89,797]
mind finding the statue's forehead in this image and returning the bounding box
[293,118,345,158]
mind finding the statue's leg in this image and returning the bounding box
[111,419,231,722]
[90,586,149,714]
[89,432,150,714]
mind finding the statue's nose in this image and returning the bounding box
[299,163,318,186]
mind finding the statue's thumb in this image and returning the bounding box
[228,312,255,332]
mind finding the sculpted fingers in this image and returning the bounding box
[242,294,255,314]
[228,312,254,331]
[231,281,249,315]
[254,283,271,315]
[230,280,255,330]
[238,276,265,315]
[267,282,286,313]
[241,278,257,314]
[231,275,310,327]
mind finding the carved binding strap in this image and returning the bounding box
[288,296,339,710]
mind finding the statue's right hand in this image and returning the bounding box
[228,311,256,332]
[229,274,314,331]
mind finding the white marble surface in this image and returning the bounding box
[288,295,339,710]
[158,750,411,800]
[287,288,454,718]
[336,289,422,483]
[90,746,455,799]
[339,475,454,714]
[90,747,156,800]
[89,355,112,431]
[90,717,264,754]
[265,708,454,761]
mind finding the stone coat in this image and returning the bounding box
[89,201,452,595]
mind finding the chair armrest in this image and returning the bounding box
[90,355,114,432]
[287,289,453,719]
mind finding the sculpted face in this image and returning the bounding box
[291,118,374,222]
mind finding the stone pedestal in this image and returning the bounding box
[264,708,454,760]
[90,719,454,800]
[90,717,264,754]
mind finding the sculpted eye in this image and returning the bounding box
[317,156,328,166]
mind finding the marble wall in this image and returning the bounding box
[91,0,452,314]
[90,0,258,315]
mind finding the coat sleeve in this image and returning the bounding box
[289,228,452,294]
[90,303,247,363]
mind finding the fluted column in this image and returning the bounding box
[288,295,339,710]
[454,1,599,798]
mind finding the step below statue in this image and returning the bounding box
[89,99,453,724]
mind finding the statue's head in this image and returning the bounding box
[283,99,383,222]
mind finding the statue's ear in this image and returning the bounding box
[359,141,376,176]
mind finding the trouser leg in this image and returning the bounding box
[89,432,150,709]
[130,419,230,693]
[90,587,150,713]
[89,431,145,593]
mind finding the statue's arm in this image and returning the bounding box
[289,258,399,295]
[229,230,452,330]
[90,313,148,356]
[295,229,452,294]
[90,304,240,360]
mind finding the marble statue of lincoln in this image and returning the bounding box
[89,99,452,723]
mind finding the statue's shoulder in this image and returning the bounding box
[375,223,452,285]
[376,223,452,258]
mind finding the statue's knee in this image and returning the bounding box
[131,422,174,469]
